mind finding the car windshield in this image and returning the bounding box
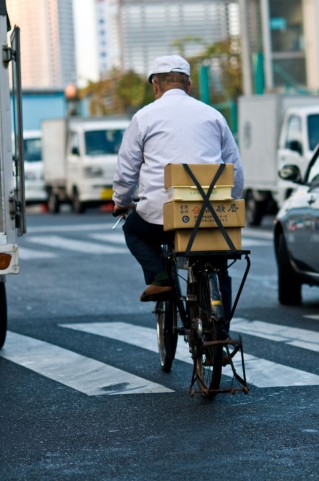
[84,129,125,156]
[307,114,319,151]
[24,137,42,162]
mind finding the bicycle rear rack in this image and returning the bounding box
[189,335,249,397]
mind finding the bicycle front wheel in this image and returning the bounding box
[193,271,224,400]
[156,300,178,373]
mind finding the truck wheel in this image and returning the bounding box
[245,191,264,226]
[48,191,60,214]
[72,190,85,214]
[277,234,302,305]
[0,281,7,349]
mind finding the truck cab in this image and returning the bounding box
[276,106,319,206]
[239,94,319,226]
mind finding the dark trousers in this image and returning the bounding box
[123,209,174,285]
[123,209,232,325]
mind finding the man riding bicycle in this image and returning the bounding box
[112,55,244,323]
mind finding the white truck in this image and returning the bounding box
[42,117,130,213]
[0,3,26,347]
[238,94,319,225]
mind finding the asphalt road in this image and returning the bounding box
[1,210,318,481]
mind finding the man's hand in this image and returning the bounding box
[113,202,136,217]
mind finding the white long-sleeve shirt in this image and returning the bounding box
[113,89,244,225]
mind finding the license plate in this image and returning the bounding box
[101,188,113,200]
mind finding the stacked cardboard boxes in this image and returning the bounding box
[163,164,245,252]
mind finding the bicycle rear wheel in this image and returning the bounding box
[156,300,178,373]
[193,271,224,400]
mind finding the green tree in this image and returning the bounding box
[79,37,242,119]
[183,38,242,102]
[79,69,153,117]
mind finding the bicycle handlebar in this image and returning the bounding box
[112,209,128,217]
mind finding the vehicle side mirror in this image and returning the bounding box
[71,146,80,156]
[287,140,303,155]
[278,164,302,183]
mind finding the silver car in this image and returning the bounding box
[274,145,319,305]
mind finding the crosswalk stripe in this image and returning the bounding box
[242,238,271,247]
[26,223,114,234]
[25,235,129,254]
[304,314,319,321]
[243,229,273,240]
[61,322,319,388]
[231,318,319,353]
[0,332,173,396]
[90,232,127,245]
[18,247,57,259]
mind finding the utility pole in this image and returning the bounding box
[238,0,253,95]
[260,0,274,91]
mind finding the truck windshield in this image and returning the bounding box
[308,114,319,151]
[85,129,125,156]
[24,138,42,162]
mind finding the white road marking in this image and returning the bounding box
[18,247,57,259]
[304,314,319,321]
[243,229,273,240]
[0,332,173,396]
[231,318,319,353]
[61,322,319,388]
[90,232,127,244]
[25,235,129,254]
[26,223,114,234]
[242,238,271,247]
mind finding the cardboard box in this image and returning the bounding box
[166,185,232,202]
[164,199,246,231]
[164,163,234,189]
[174,228,242,252]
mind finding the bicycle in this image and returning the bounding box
[113,163,250,400]
[155,246,251,400]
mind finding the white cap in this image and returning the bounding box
[148,55,191,83]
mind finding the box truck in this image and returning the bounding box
[238,94,319,225]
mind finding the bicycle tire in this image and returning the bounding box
[192,271,224,400]
[156,299,178,373]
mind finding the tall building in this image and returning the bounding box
[6,0,76,89]
[95,0,240,77]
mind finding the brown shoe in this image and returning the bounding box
[140,284,173,302]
